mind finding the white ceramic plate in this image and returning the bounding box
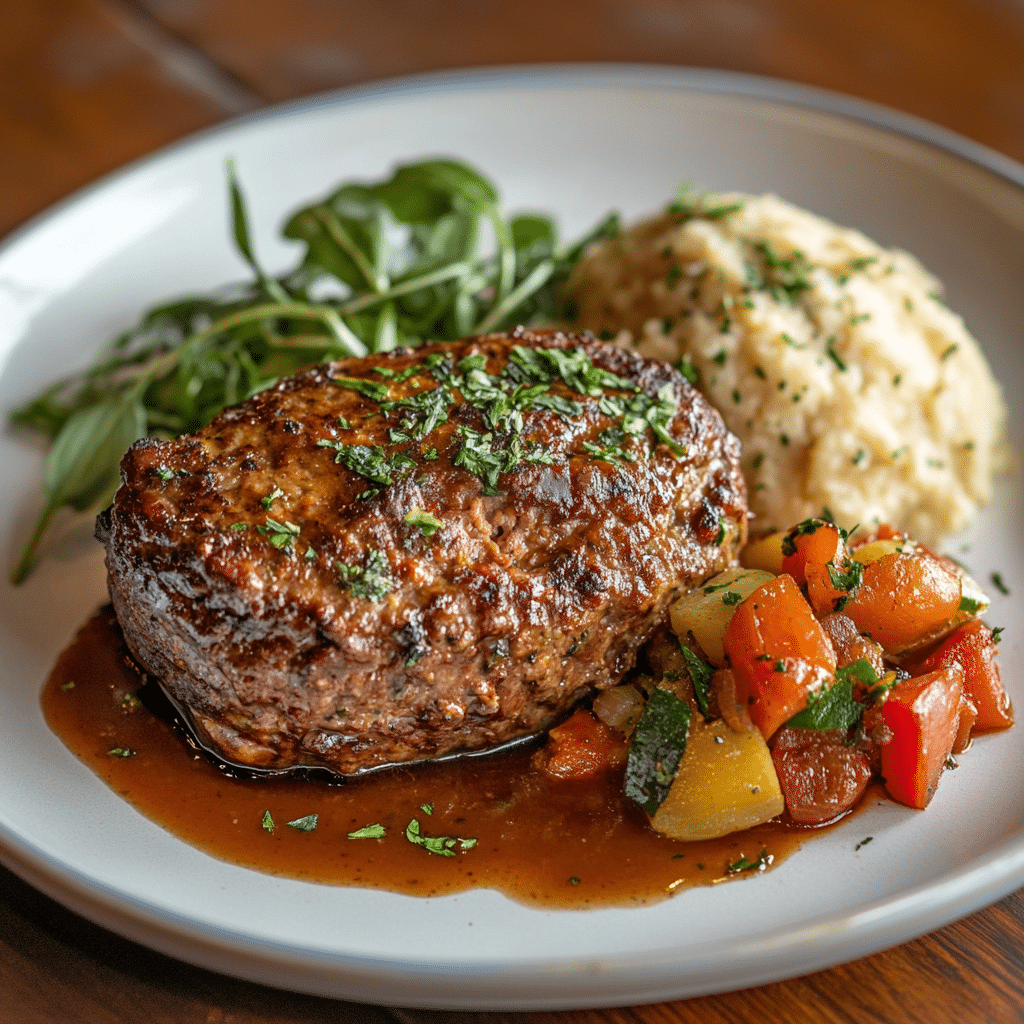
[0,66,1022,1011]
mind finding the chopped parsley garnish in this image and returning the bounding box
[666,259,682,290]
[644,385,687,457]
[676,356,699,386]
[727,848,771,874]
[753,242,812,303]
[404,508,444,537]
[991,573,1010,596]
[317,440,416,486]
[316,343,692,505]
[331,376,390,402]
[155,466,175,482]
[257,518,300,552]
[703,201,744,219]
[453,425,506,495]
[348,823,386,839]
[262,485,284,510]
[404,818,477,856]
[335,548,393,602]
[287,814,318,832]
[826,558,864,595]
[107,747,136,758]
[826,339,847,372]
[583,439,636,464]
[261,810,275,833]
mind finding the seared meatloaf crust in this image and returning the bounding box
[100,328,747,774]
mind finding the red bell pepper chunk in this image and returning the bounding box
[912,619,1012,732]
[879,666,964,809]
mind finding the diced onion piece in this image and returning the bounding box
[740,532,786,574]
[651,716,784,840]
[669,568,775,666]
[592,685,645,734]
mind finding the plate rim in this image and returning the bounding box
[1,63,1022,1010]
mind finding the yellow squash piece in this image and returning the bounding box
[740,531,787,574]
[669,567,774,666]
[650,716,784,841]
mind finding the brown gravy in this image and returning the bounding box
[42,607,839,909]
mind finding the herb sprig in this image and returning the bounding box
[10,158,618,583]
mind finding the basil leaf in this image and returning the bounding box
[624,688,692,817]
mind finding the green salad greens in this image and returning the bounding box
[10,158,618,583]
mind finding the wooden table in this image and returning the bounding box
[3,2,1023,1021]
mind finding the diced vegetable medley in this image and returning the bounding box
[535,518,1012,839]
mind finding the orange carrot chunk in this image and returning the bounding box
[879,666,964,809]
[780,519,847,589]
[723,574,837,741]
[536,709,627,780]
[913,619,1012,732]
[843,550,962,654]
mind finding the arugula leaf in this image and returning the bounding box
[227,159,290,304]
[624,687,692,817]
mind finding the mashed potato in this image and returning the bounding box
[564,191,1010,544]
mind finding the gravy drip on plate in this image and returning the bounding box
[42,608,836,908]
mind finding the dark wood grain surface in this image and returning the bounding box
[3,2,1024,1021]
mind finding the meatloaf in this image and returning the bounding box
[99,327,747,775]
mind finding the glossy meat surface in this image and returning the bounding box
[101,328,747,774]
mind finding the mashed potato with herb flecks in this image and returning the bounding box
[563,191,1010,545]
